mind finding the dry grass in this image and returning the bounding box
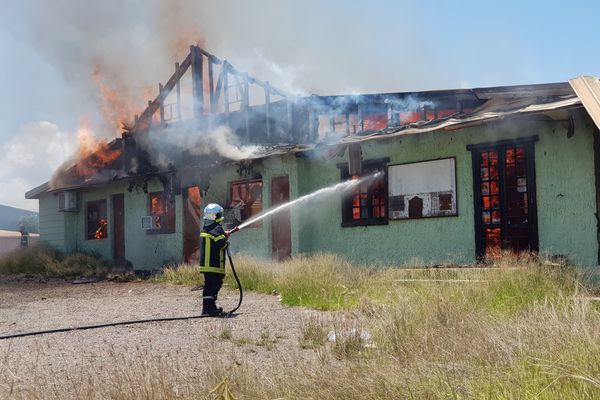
[4,253,600,399]
[0,245,110,278]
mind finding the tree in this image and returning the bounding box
[18,214,39,233]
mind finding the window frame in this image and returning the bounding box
[228,178,264,228]
[86,199,108,240]
[339,159,389,227]
[147,191,176,235]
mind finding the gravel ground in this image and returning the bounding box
[0,279,335,398]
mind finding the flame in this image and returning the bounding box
[92,64,141,132]
[94,218,108,239]
[74,117,122,178]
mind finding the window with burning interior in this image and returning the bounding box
[229,179,263,227]
[147,192,176,234]
[86,200,108,240]
[341,164,388,227]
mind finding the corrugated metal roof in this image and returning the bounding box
[569,76,600,130]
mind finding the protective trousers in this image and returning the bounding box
[202,272,224,313]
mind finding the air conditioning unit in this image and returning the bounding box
[58,191,79,212]
[141,215,162,230]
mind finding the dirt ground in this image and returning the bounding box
[0,279,334,399]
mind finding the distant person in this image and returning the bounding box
[199,203,229,316]
[19,224,29,248]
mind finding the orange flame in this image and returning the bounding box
[94,219,108,239]
[74,117,122,178]
[92,64,140,132]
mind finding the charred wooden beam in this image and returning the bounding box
[223,63,230,114]
[131,52,192,131]
[175,62,182,121]
[190,45,204,117]
[265,82,271,141]
[243,72,250,141]
[159,83,165,122]
[209,61,215,113]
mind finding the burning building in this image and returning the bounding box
[25,46,600,269]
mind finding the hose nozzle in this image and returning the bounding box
[225,226,240,238]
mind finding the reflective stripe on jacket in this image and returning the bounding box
[199,221,227,275]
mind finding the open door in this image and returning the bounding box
[183,186,202,263]
[271,176,291,261]
[112,194,125,262]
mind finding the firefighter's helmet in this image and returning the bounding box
[203,203,224,222]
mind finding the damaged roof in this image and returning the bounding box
[26,78,592,199]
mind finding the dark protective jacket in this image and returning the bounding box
[199,220,227,275]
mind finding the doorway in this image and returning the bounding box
[470,139,539,258]
[183,186,202,263]
[271,175,291,261]
[112,194,125,261]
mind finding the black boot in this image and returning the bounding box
[202,296,223,316]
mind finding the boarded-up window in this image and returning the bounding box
[147,192,176,234]
[229,179,263,227]
[388,158,457,219]
[86,200,107,240]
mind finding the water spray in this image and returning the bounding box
[225,171,383,237]
[0,172,384,339]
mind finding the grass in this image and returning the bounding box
[0,245,111,278]
[145,253,600,399]
[299,317,327,349]
[3,253,599,399]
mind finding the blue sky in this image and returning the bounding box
[1,0,599,211]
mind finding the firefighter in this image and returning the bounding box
[199,203,228,316]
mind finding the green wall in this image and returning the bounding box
[292,114,598,266]
[38,193,66,251]
[200,154,301,259]
[37,113,599,268]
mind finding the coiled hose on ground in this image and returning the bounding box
[0,249,243,340]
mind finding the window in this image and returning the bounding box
[388,158,457,219]
[148,192,176,234]
[341,164,388,226]
[229,179,263,227]
[86,200,107,240]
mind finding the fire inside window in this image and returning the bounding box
[342,166,387,226]
[229,179,263,226]
[86,200,107,240]
[148,192,176,234]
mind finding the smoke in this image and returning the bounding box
[191,127,262,160]
[141,124,262,169]
[0,121,77,207]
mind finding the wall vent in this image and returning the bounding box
[58,191,79,212]
[141,215,161,230]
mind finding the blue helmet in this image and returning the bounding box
[203,203,224,222]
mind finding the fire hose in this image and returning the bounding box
[0,229,243,341]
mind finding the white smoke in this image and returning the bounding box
[187,126,262,160]
[0,121,78,210]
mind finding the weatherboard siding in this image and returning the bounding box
[60,180,183,269]
[38,193,66,251]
